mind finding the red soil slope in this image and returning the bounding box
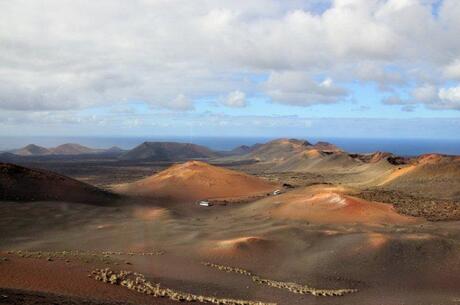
[115,161,277,202]
[250,186,418,225]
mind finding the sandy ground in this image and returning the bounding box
[0,288,141,305]
[1,159,460,305]
[1,190,460,305]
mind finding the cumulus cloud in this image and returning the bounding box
[264,72,348,106]
[434,86,460,109]
[0,0,460,113]
[221,90,247,108]
[383,83,460,110]
[412,84,438,103]
[354,62,405,90]
[160,94,194,111]
[444,59,460,79]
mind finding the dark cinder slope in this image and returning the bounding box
[119,142,218,161]
[381,154,460,200]
[12,144,51,156]
[11,143,104,156]
[0,163,117,204]
[50,143,102,155]
[229,143,263,156]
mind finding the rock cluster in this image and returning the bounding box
[202,262,357,297]
[90,268,276,305]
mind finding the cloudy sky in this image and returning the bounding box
[1,0,460,139]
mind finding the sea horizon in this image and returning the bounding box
[1,135,459,156]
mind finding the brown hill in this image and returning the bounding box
[379,154,460,200]
[0,163,117,204]
[246,138,312,162]
[312,141,342,152]
[119,142,218,161]
[50,143,101,155]
[222,138,361,173]
[270,149,361,172]
[114,161,277,201]
[352,152,408,165]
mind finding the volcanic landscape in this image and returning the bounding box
[1,138,459,305]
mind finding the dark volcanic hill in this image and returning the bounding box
[119,142,218,161]
[13,144,51,156]
[10,143,124,157]
[50,143,101,155]
[0,163,117,204]
[229,143,263,156]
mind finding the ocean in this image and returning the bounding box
[1,136,459,156]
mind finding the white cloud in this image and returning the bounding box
[264,72,347,106]
[439,86,460,102]
[161,94,194,111]
[412,84,438,103]
[222,90,247,108]
[384,83,460,110]
[0,0,459,112]
[434,86,460,109]
[444,59,460,80]
[354,62,405,90]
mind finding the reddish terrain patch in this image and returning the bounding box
[254,186,418,225]
[0,255,177,305]
[115,161,277,202]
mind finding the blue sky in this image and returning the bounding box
[0,0,459,139]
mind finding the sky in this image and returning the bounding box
[1,0,460,139]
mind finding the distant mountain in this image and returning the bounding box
[245,138,313,162]
[105,146,124,153]
[9,143,123,157]
[12,144,51,156]
[119,142,218,161]
[311,141,342,152]
[50,143,102,155]
[0,163,117,204]
[218,138,399,174]
[228,143,263,156]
